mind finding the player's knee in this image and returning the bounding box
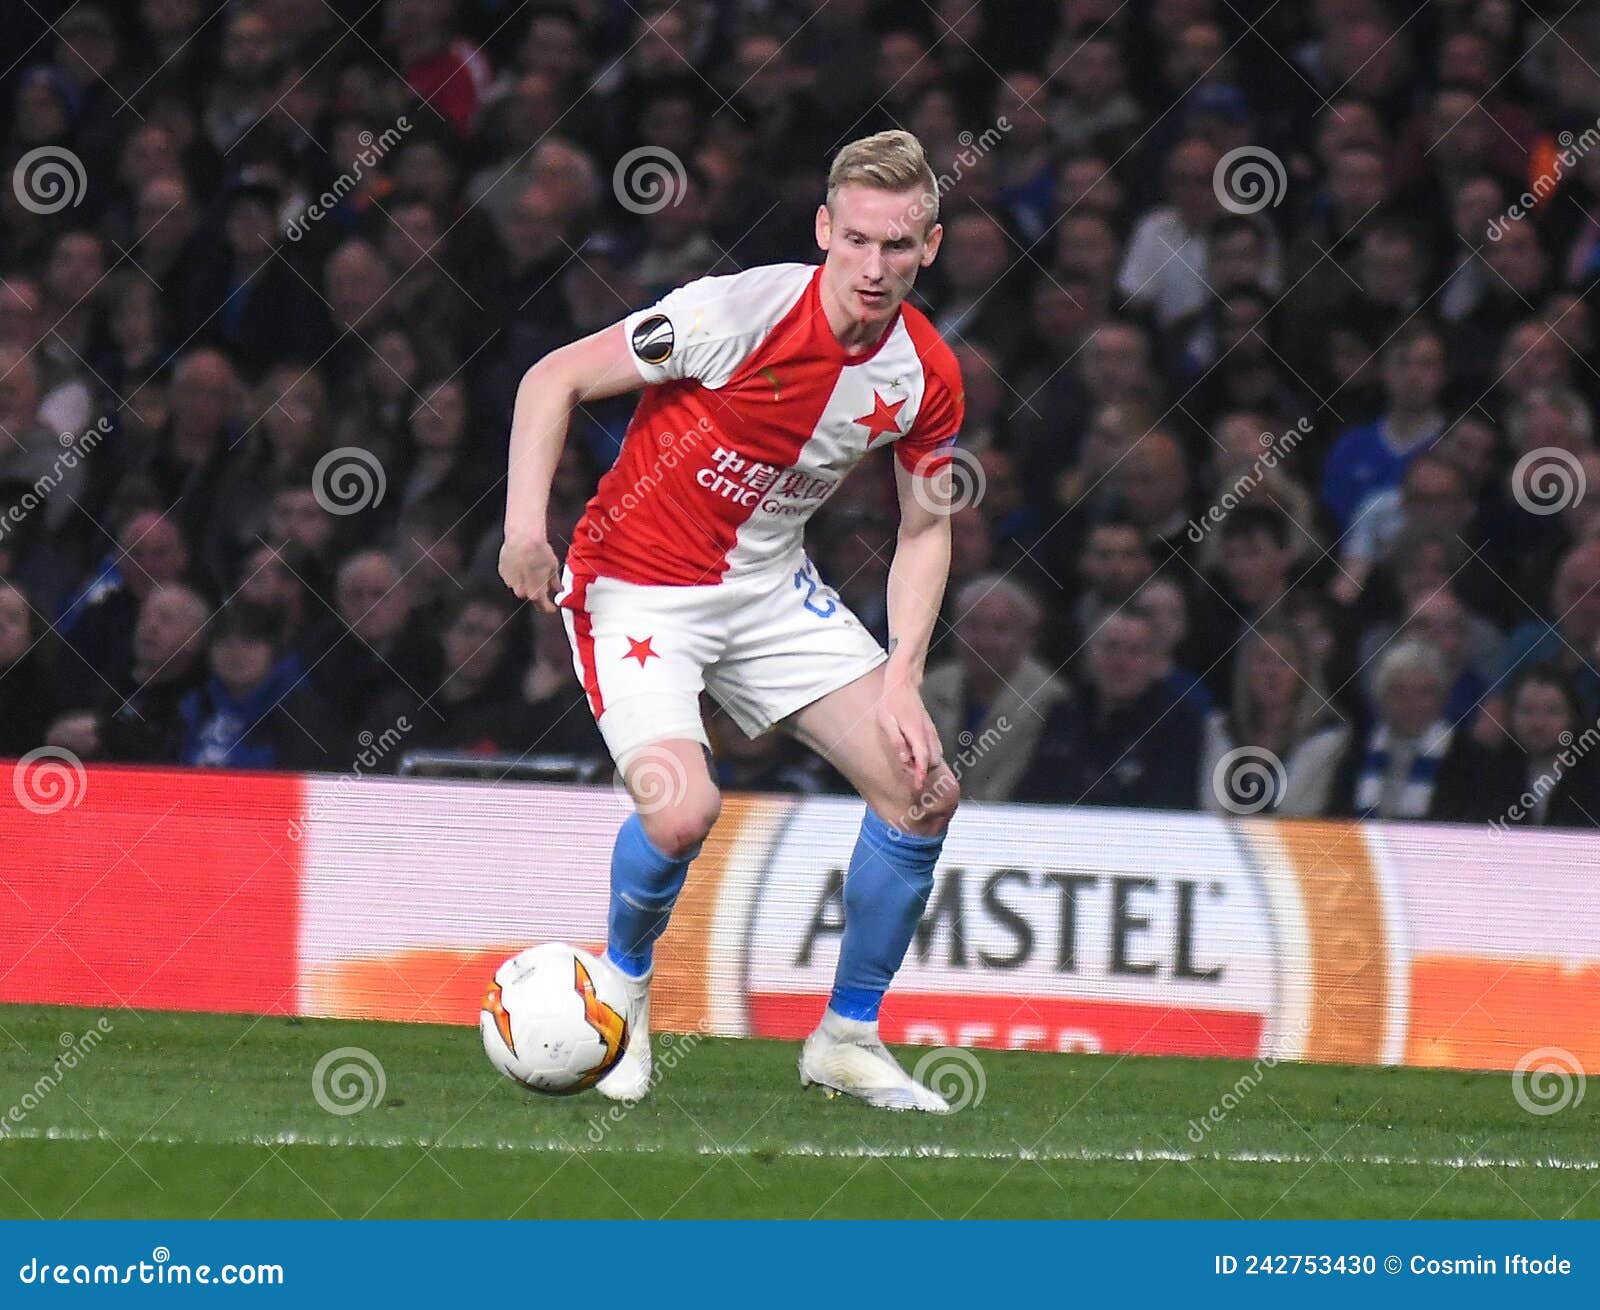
[883,767,953,838]
[641,785,721,859]
[902,766,959,836]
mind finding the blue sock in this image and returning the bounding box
[828,808,945,1022]
[605,814,697,978]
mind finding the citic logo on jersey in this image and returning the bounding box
[695,445,837,515]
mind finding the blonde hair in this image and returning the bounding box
[826,130,940,232]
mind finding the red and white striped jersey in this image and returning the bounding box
[565,262,965,586]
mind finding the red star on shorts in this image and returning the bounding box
[853,391,907,444]
[624,636,659,667]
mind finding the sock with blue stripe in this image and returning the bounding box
[605,813,698,979]
[828,808,945,1023]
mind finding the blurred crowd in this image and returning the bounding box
[4,0,1600,829]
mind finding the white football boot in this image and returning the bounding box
[595,964,653,1103]
[798,1009,950,1112]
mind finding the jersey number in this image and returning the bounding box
[793,564,837,618]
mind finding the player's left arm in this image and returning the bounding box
[880,361,964,791]
[880,457,953,788]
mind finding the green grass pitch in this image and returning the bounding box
[0,1005,1594,1219]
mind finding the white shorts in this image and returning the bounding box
[556,557,887,764]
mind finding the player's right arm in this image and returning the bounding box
[500,323,646,611]
[502,265,808,608]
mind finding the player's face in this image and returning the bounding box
[817,184,942,328]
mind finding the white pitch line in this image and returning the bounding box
[1,1124,1597,1173]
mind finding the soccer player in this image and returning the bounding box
[499,130,964,1111]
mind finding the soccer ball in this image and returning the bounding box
[480,943,631,1095]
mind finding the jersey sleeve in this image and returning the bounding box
[895,345,965,475]
[621,264,811,390]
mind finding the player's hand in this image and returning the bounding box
[499,535,561,612]
[878,676,942,792]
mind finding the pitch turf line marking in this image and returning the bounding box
[4,1125,1599,1173]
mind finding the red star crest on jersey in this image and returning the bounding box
[853,391,908,444]
[624,636,659,667]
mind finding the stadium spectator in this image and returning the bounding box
[1016,607,1204,809]
[57,508,192,705]
[209,366,333,582]
[178,600,327,770]
[1194,410,1321,570]
[1430,665,1600,827]
[1184,504,1303,700]
[0,345,90,548]
[1048,33,1142,155]
[1116,136,1223,329]
[123,348,242,563]
[385,0,492,137]
[233,541,324,652]
[0,580,57,757]
[331,322,424,466]
[202,4,284,154]
[1337,454,1503,618]
[1056,512,1153,667]
[1135,574,1211,714]
[263,478,341,566]
[1320,323,1449,531]
[393,377,492,525]
[1200,621,1350,817]
[311,548,437,747]
[97,583,213,764]
[512,605,609,766]
[371,584,526,759]
[1332,639,1457,821]
[1358,586,1500,730]
[1101,427,1194,571]
[923,575,1066,803]
[1017,322,1155,508]
[1485,541,1600,732]
[36,229,103,431]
